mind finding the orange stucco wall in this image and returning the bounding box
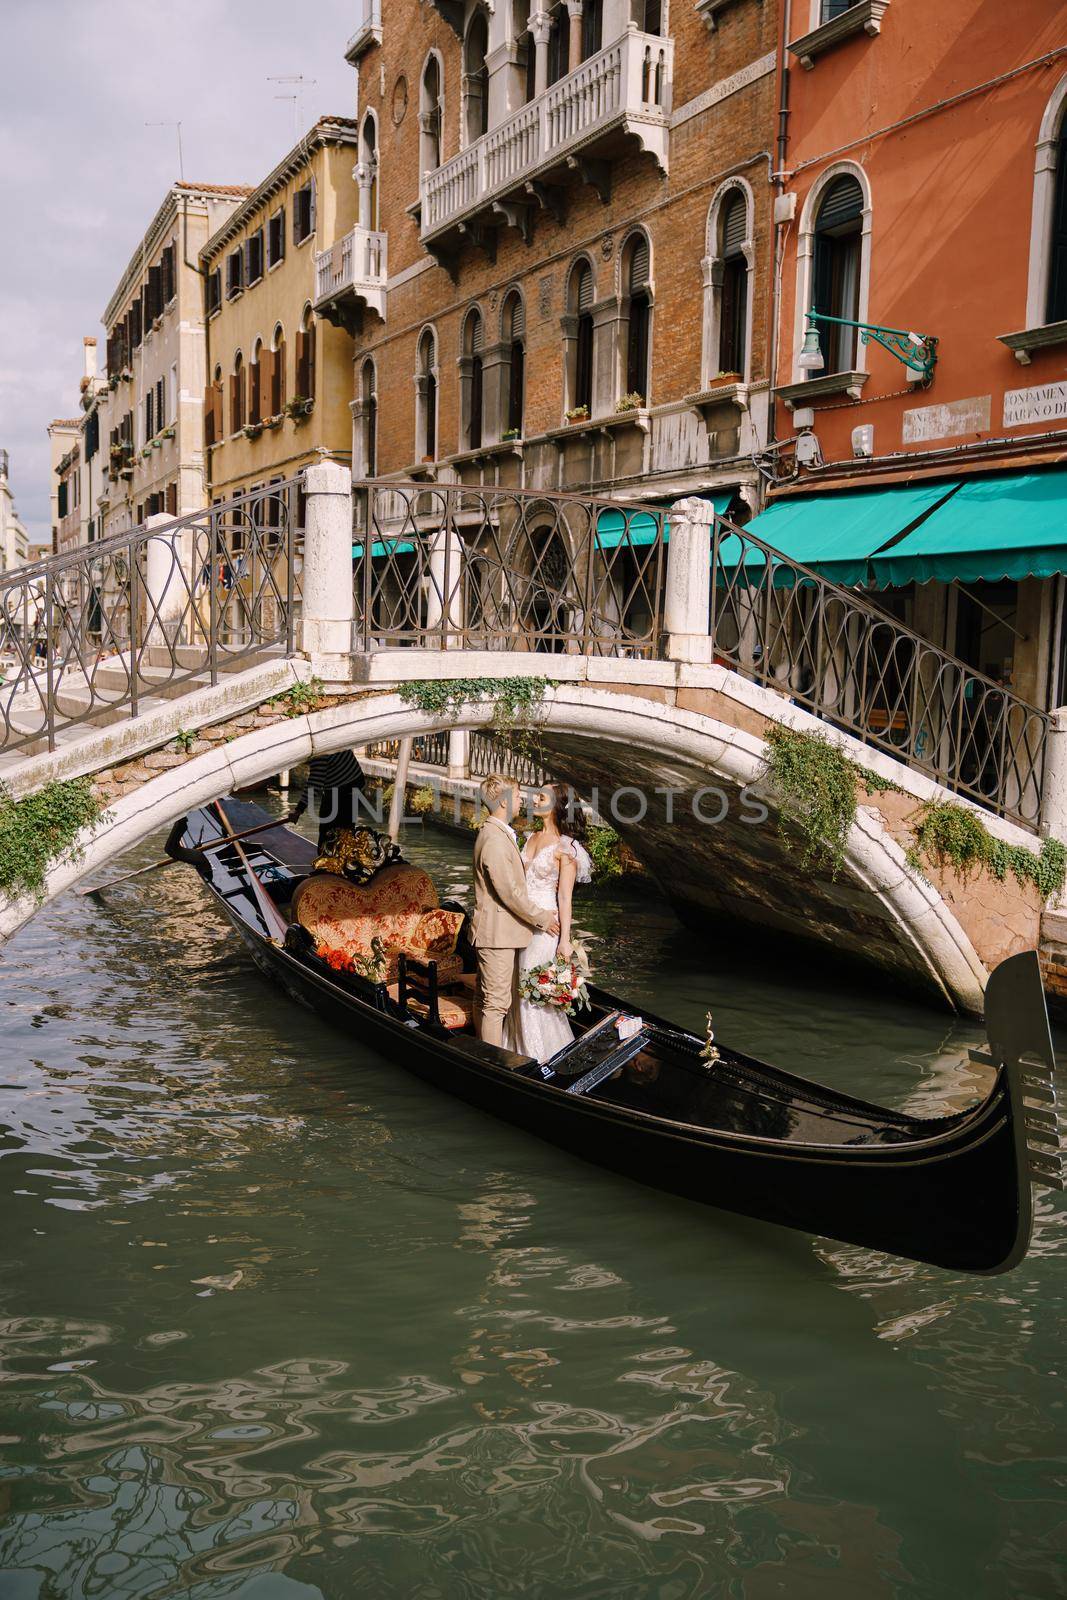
[775,1,1067,464]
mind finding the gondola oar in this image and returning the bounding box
[77,815,297,898]
[212,800,290,944]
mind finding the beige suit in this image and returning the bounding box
[472,817,555,1047]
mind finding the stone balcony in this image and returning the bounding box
[419,27,673,251]
[313,225,388,331]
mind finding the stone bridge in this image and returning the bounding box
[2,464,1065,1014]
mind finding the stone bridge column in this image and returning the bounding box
[301,460,354,674]
[425,525,465,646]
[144,512,191,652]
[664,495,714,664]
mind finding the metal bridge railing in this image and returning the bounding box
[0,478,304,755]
[353,481,667,658]
[707,518,1048,829]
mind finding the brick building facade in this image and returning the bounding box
[331,0,779,519]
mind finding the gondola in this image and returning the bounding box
[165,796,1065,1276]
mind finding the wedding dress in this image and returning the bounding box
[506,834,592,1064]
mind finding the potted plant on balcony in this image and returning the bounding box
[161,425,175,441]
[564,405,589,425]
[242,420,264,440]
[264,413,284,431]
[615,392,645,413]
[502,427,521,442]
[708,371,742,389]
[285,395,314,421]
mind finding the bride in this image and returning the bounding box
[505,783,592,1064]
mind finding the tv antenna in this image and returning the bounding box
[145,120,184,180]
[268,75,316,138]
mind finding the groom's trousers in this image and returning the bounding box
[476,946,523,1048]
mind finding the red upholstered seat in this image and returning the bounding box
[291,866,465,982]
[386,982,474,1030]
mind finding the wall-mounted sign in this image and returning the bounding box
[902,395,990,445]
[1004,381,1067,428]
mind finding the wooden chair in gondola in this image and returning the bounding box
[393,953,474,1031]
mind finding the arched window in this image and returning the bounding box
[703,183,753,384]
[230,351,245,434]
[416,328,438,460]
[358,358,378,477]
[811,176,864,372]
[461,307,485,450]
[1024,78,1067,330]
[420,53,443,172]
[358,111,379,230]
[296,305,315,402]
[502,291,526,436]
[464,9,490,144]
[270,323,286,416]
[622,232,652,402]
[567,258,595,415]
[250,337,264,426]
[206,363,224,446]
[582,0,603,58]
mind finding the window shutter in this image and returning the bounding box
[575,263,593,312]
[214,380,223,441]
[275,341,286,411]
[309,178,317,237]
[148,264,162,320]
[146,391,154,440]
[469,311,484,353]
[166,482,178,516]
[721,193,747,254]
[260,347,274,415]
[295,330,306,396]
[230,373,239,431]
[511,296,525,339]
[816,176,863,233]
[204,383,215,446]
[628,236,650,291]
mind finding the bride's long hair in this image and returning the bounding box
[547,782,587,844]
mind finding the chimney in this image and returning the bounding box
[83,336,98,382]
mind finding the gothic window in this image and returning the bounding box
[811,175,864,371]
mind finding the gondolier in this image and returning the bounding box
[293,747,368,848]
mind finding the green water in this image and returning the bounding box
[1,818,1065,1599]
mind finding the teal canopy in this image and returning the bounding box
[595,493,732,549]
[868,470,1067,587]
[352,540,415,558]
[738,481,958,587]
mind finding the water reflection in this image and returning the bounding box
[0,819,1064,1599]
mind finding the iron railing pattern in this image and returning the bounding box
[707,518,1048,829]
[469,731,550,790]
[0,479,303,756]
[353,482,667,658]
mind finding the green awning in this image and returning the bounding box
[738,481,958,587]
[352,540,415,558]
[595,493,731,549]
[868,470,1067,587]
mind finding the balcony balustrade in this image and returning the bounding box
[420,27,673,245]
[313,225,388,331]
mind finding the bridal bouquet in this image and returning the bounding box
[520,949,591,1016]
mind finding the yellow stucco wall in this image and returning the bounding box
[204,139,359,500]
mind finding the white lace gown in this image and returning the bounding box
[506,834,592,1064]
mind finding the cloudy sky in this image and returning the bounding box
[0,0,358,544]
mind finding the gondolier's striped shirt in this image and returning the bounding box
[306,750,366,801]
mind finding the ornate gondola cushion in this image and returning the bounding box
[291,867,465,982]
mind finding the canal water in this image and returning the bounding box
[1,816,1064,1600]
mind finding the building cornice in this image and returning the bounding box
[200,117,361,263]
[103,183,252,331]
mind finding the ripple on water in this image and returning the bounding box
[0,818,1064,1600]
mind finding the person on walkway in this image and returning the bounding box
[293,748,368,850]
[471,773,559,1049]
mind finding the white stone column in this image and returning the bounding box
[144,512,189,650]
[301,460,354,670]
[355,158,376,231]
[531,10,552,96]
[425,525,466,646]
[664,495,714,664]
[448,728,471,779]
[1041,707,1067,837]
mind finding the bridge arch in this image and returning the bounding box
[1,683,988,1012]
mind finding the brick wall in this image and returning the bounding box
[351,0,778,476]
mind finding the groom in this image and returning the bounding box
[472,773,560,1048]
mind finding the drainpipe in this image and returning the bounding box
[767,0,792,458]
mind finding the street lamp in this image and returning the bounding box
[797,309,939,382]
